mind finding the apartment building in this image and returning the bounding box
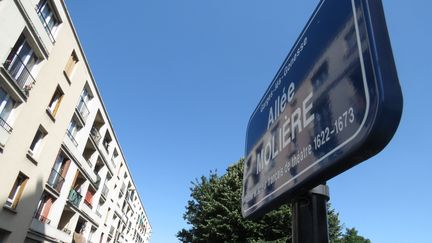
[0,0,151,242]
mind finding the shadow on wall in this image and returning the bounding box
[0,178,46,243]
[0,175,82,243]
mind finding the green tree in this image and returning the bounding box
[340,228,371,243]
[178,159,368,242]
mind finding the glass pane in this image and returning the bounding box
[53,153,64,172]
[0,89,15,121]
[17,41,32,61]
[40,3,51,20]
[0,97,15,121]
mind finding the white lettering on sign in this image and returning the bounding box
[267,82,295,129]
[256,91,315,175]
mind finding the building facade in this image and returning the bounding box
[0,0,151,242]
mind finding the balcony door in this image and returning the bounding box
[6,35,38,87]
[34,193,54,223]
[49,152,71,187]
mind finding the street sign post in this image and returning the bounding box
[242,0,402,219]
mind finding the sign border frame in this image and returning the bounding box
[242,0,403,218]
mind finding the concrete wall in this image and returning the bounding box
[0,0,151,242]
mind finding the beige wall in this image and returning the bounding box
[0,0,151,242]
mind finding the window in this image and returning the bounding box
[48,151,70,192]
[47,86,64,117]
[66,118,81,147]
[0,87,16,134]
[84,187,96,208]
[110,149,118,167]
[89,227,96,242]
[117,163,123,177]
[99,233,104,243]
[104,207,111,224]
[102,132,112,153]
[67,119,79,137]
[5,172,28,209]
[36,0,60,42]
[96,199,103,217]
[34,192,55,224]
[118,182,126,200]
[74,217,86,234]
[76,87,91,121]
[29,126,47,156]
[64,50,78,77]
[80,87,91,104]
[4,34,38,90]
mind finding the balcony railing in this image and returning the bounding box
[4,53,36,92]
[66,129,78,147]
[101,184,109,198]
[0,117,12,134]
[90,127,101,145]
[47,169,65,193]
[62,228,72,235]
[76,98,90,122]
[68,188,83,207]
[34,212,51,224]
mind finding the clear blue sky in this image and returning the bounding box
[66,1,431,242]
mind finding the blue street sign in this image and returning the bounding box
[242,0,403,218]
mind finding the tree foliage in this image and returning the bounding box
[339,228,371,243]
[178,159,369,242]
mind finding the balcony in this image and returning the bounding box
[3,53,36,93]
[0,117,12,146]
[90,127,101,145]
[47,169,65,193]
[66,129,78,147]
[34,212,51,225]
[76,98,90,122]
[30,218,72,243]
[68,189,83,208]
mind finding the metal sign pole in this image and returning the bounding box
[292,184,330,243]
